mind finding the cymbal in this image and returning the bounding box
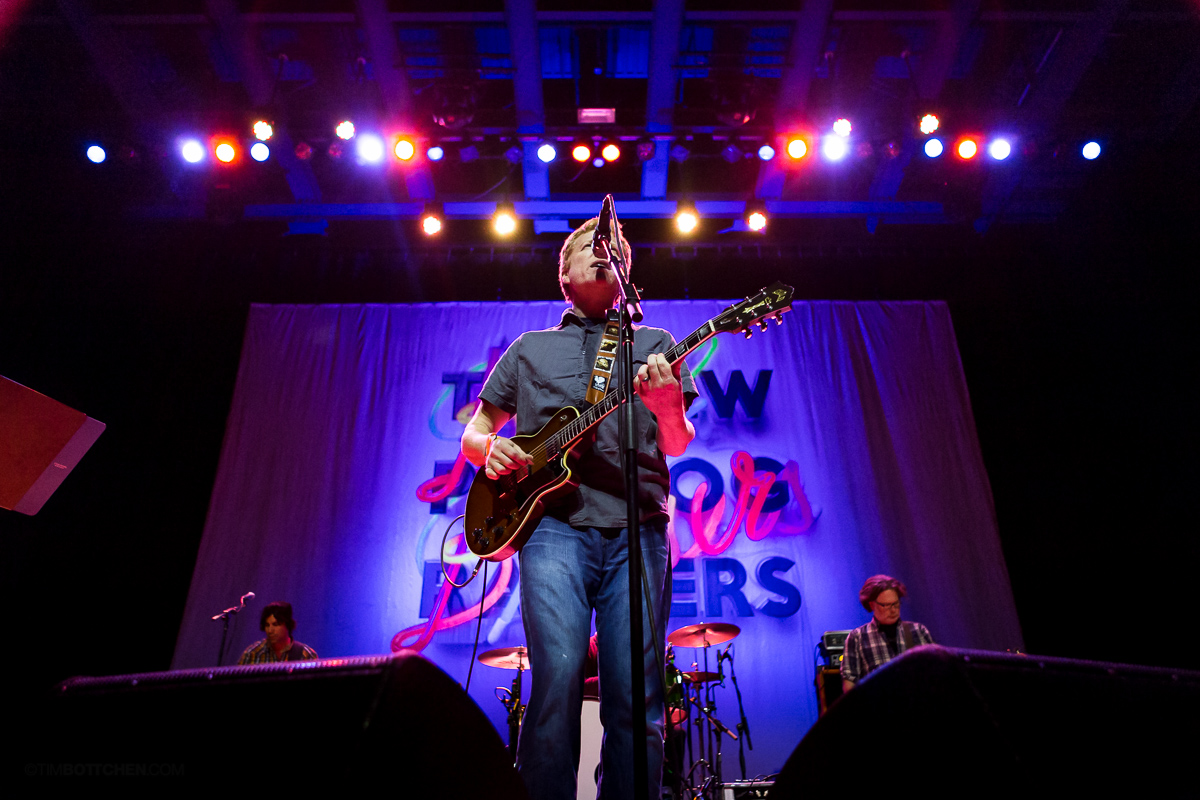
[681,670,722,684]
[478,645,530,670]
[667,622,740,648]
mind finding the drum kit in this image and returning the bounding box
[478,621,753,800]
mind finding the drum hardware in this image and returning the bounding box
[480,645,530,766]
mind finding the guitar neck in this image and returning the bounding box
[552,319,716,450]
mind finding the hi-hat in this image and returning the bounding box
[667,622,741,648]
[681,670,722,684]
[478,645,530,670]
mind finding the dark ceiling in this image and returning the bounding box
[4,0,1198,237]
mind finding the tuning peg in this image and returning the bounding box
[744,329,753,339]
[758,320,768,332]
[773,314,784,325]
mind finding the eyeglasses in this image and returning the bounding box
[873,600,900,611]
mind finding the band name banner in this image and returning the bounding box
[174,300,1021,775]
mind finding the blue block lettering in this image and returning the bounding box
[700,369,772,419]
[756,557,802,617]
[704,558,753,617]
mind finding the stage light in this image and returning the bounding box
[669,143,690,162]
[328,141,344,159]
[357,134,385,163]
[636,139,656,161]
[295,141,312,160]
[215,142,236,163]
[758,144,775,161]
[250,142,270,161]
[458,145,479,163]
[988,138,1012,161]
[919,114,939,135]
[1082,141,1101,160]
[572,144,591,162]
[721,143,743,164]
[957,138,978,159]
[181,139,205,163]
[537,143,557,163]
[335,120,356,140]
[394,138,416,161]
[592,157,604,168]
[253,120,273,141]
[924,138,944,158]
[504,146,523,165]
[422,214,442,236]
[746,205,767,232]
[833,118,852,137]
[675,205,699,234]
[821,135,848,162]
[493,207,517,236]
[427,145,445,161]
[601,143,620,162]
[786,138,808,159]
[86,145,106,164]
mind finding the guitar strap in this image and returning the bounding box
[584,316,622,406]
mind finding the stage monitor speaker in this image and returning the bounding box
[0,375,105,515]
[773,645,1198,796]
[35,652,527,794]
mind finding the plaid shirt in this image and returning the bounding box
[840,619,933,685]
[237,639,319,665]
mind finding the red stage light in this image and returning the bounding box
[957,138,978,159]
[572,144,591,162]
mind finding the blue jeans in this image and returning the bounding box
[517,515,671,800]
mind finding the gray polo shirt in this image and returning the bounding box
[478,309,698,529]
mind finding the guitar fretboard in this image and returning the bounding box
[545,319,717,454]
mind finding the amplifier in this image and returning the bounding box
[818,630,850,666]
[723,779,774,799]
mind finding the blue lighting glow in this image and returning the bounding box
[821,135,848,162]
[592,157,604,168]
[924,138,944,158]
[357,134,385,163]
[758,144,775,161]
[427,146,445,161]
[1082,141,1101,160]
[86,145,106,164]
[537,143,556,163]
[250,142,270,162]
[181,140,205,163]
[988,138,1012,161]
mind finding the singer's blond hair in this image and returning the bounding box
[557,217,633,302]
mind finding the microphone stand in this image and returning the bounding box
[595,194,649,800]
[724,647,754,781]
[211,591,254,666]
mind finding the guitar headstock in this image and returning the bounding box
[712,282,795,338]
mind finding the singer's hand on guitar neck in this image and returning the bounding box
[636,353,695,456]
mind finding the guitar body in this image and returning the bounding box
[464,406,583,561]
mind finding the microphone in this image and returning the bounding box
[591,195,613,259]
[241,591,256,605]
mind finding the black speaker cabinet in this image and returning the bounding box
[33,652,527,794]
[774,645,1198,796]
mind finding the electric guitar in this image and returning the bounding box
[464,282,795,562]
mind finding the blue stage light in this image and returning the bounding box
[86,145,106,164]
[181,140,205,163]
[924,138,944,158]
[356,134,385,163]
[758,144,775,161]
[988,138,1012,161]
[427,145,445,161]
[1082,141,1101,160]
[821,135,848,162]
[250,142,270,162]
[537,143,556,163]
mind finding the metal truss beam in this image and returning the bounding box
[504,0,550,200]
[641,0,685,200]
[755,0,832,200]
[205,0,321,205]
[975,0,1130,232]
[866,0,979,233]
[357,0,434,201]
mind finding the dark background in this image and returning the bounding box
[3,127,1196,704]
